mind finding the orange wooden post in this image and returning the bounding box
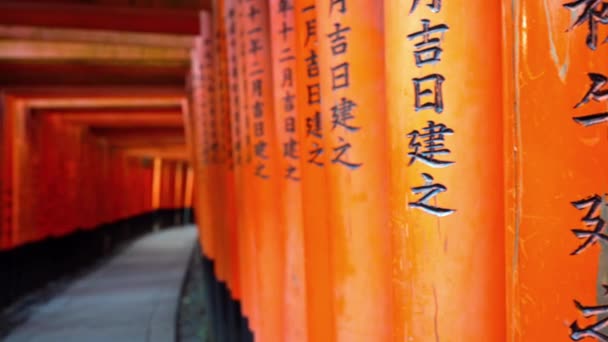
[223,0,246,311]
[198,11,219,268]
[293,1,335,341]
[212,0,231,294]
[385,1,505,340]
[190,33,214,258]
[268,0,307,341]
[242,0,284,340]
[235,0,261,331]
[503,2,608,340]
[317,1,393,340]
[215,0,242,303]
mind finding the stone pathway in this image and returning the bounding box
[5,226,197,342]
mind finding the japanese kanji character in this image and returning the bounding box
[305,49,319,78]
[306,111,322,138]
[407,120,454,168]
[252,79,263,96]
[255,163,270,179]
[279,20,294,41]
[331,97,360,132]
[279,0,293,13]
[283,138,299,159]
[407,19,449,67]
[573,73,608,126]
[285,165,300,181]
[304,18,317,47]
[327,22,351,56]
[331,62,350,90]
[285,116,296,133]
[254,140,268,159]
[413,74,445,113]
[570,194,608,255]
[410,0,442,13]
[282,67,294,87]
[564,0,608,50]
[308,141,324,167]
[330,0,346,14]
[283,91,295,112]
[248,5,261,20]
[570,300,608,341]
[253,101,264,118]
[331,137,361,170]
[307,83,321,104]
[254,121,264,137]
[408,173,454,217]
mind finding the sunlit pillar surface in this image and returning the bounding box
[503,1,608,340]
[317,0,393,340]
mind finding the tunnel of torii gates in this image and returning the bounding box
[1,0,608,341]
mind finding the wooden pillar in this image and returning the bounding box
[268,0,307,341]
[294,0,334,341]
[503,1,608,340]
[385,0,505,340]
[317,0,392,340]
[234,0,260,331]
[242,0,284,340]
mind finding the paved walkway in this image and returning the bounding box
[5,225,198,342]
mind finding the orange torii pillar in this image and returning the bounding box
[317,0,393,340]
[213,0,242,339]
[268,0,307,341]
[385,0,505,340]
[234,0,261,333]
[294,1,335,341]
[242,0,284,340]
[221,0,243,307]
[222,0,255,334]
[503,2,608,340]
[212,0,230,299]
[190,25,216,262]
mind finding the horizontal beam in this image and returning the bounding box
[53,112,184,128]
[0,39,190,66]
[0,62,187,87]
[0,2,202,35]
[0,25,196,48]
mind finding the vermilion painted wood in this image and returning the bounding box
[242,0,284,339]
[293,1,335,341]
[503,2,608,340]
[222,0,246,304]
[234,1,260,328]
[0,2,200,34]
[385,1,505,340]
[268,0,308,340]
[317,1,393,340]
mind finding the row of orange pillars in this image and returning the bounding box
[1,0,607,341]
[191,0,608,341]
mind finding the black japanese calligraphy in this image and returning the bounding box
[308,142,324,167]
[570,300,608,341]
[327,22,351,56]
[573,73,608,126]
[410,0,442,14]
[570,194,607,256]
[407,19,449,67]
[413,74,445,113]
[564,0,608,51]
[331,97,359,132]
[408,173,455,217]
[407,120,454,168]
[331,62,350,90]
[283,138,299,159]
[306,111,322,138]
[331,137,361,170]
